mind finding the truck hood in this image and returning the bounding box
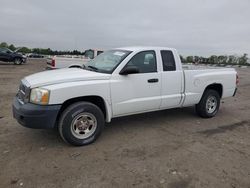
[24,68,111,88]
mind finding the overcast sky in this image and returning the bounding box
[0,0,249,56]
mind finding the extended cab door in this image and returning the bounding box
[160,50,183,108]
[110,50,161,116]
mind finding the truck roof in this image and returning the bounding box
[115,46,176,52]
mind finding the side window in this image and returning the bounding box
[161,50,176,71]
[126,51,157,73]
[97,51,103,56]
[85,49,94,59]
[0,48,7,53]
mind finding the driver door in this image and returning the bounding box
[110,51,161,117]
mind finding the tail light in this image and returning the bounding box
[236,74,239,85]
[51,59,55,67]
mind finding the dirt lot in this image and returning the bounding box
[0,59,250,188]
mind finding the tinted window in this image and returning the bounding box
[97,51,103,55]
[85,49,94,59]
[161,50,176,71]
[126,51,157,73]
[0,48,8,53]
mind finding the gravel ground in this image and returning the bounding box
[0,59,250,188]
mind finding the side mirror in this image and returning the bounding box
[120,66,139,75]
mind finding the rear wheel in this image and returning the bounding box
[58,102,105,146]
[14,58,22,65]
[196,89,220,118]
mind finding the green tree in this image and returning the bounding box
[227,55,238,64]
[19,47,31,53]
[238,53,248,65]
[32,48,41,54]
[218,55,227,64]
[209,55,218,64]
[186,56,194,63]
[0,42,8,48]
[9,44,16,51]
[194,56,200,63]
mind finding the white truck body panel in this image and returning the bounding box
[46,50,104,69]
[24,46,237,122]
[46,57,89,69]
[25,68,110,88]
[182,68,236,107]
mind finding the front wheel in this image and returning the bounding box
[196,89,220,118]
[58,102,105,146]
[13,58,22,65]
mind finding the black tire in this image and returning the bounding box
[58,102,105,146]
[14,58,22,65]
[195,89,220,118]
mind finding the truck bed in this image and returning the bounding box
[182,65,236,107]
[182,64,229,70]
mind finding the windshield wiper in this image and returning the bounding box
[87,65,99,72]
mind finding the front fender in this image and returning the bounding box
[43,80,112,122]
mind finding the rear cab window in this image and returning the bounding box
[161,50,176,71]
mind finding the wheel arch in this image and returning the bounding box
[68,64,82,68]
[56,95,111,123]
[204,83,223,98]
[13,57,22,63]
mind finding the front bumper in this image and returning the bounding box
[21,58,27,63]
[12,97,61,129]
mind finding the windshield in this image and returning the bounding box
[84,50,131,74]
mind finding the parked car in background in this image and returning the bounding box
[0,48,27,65]
[46,49,103,69]
[27,53,44,58]
[13,46,238,146]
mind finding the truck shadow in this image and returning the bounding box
[104,107,196,132]
[197,120,250,137]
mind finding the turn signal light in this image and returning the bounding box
[51,59,55,67]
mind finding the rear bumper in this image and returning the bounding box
[45,66,57,70]
[12,97,61,129]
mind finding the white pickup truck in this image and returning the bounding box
[13,46,238,146]
[46,49,103,69]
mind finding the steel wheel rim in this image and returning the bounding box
[206,96,217,114]
[71,112,97,139]
[15,59,21,64]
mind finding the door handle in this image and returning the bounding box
[148,78,159,83]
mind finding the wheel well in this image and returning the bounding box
[205,83,223,98]
[14,57,21,60]
[69,65,81,68]
[57,96,107,121]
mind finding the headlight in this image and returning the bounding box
[30,88,50,105]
